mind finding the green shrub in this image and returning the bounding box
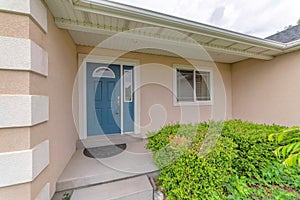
[62,192,70,200]
[226,163,300,199]
[147,123,207,169]
[157,137,237,199]
[221,120,284,177]
[269,126,300,166]
[146,120,291,199]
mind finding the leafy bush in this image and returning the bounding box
[269,126,300,166]
[62,192,70,200]
[157,137,237,199]
[221,120,283,177]
[226,163,300,199]
[146,120,297,199]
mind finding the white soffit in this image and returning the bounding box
[69,30,247,63]
[69,30,110,47]
[0,140,49,187]
[45,0,300,63]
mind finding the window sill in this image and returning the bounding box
[173,101,213,107]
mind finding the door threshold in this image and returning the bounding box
[77,133,146,149]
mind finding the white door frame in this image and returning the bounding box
[78,54,141,139]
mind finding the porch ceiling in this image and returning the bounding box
[45,0,299,63]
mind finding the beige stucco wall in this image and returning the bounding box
[0,12,32,199]
[0,183,31,200]
[0,12,30,39]
[29,7,78,199]
[232,50,300,127]
[0,12,32,154]
[78,46,232,133]
[0,4,78,200]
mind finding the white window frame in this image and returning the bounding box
[173,64,213,106]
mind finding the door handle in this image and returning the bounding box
[115,96,120,115]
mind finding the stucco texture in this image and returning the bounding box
[0,11,31,199]
[0,12,30,38]
[232,50,300,127]
[29,8,78,199]
[0,6,78,200]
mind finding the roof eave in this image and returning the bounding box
[75,0,286,50]
[284,39,300,53]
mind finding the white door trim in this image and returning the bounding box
[78,54,140,139]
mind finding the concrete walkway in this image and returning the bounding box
[56,140,158,192]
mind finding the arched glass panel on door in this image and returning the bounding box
[92,67,116,78]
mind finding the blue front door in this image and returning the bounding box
[87,63,121,135]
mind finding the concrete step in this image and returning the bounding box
[70,175,153,200]
[76,134,147,149]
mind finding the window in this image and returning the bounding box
[175,67,212,104]
[177,69,194,102]
[92,67,115,78]
[124,69,133,102]
[195,71,211,101]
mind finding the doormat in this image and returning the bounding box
[83,143,127,159]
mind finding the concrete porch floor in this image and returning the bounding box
[56,140,159,192]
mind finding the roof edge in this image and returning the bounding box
[69,0,300,54]
[77,0,288,50]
